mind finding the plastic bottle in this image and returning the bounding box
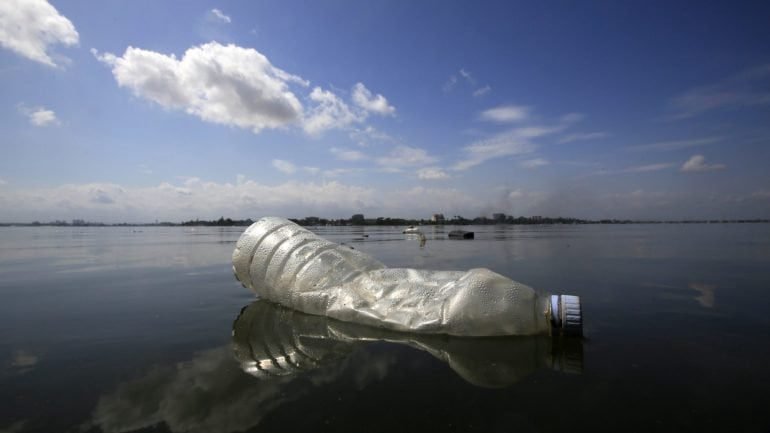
[232,217,582,337]
[233,300,583,388]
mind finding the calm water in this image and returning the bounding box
[1,224,769,433]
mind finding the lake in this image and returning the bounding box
[1,223,769,433]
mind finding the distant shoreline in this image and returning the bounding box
[1,216,768,227]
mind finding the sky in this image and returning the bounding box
[1,0,769,222]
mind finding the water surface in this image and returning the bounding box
[1,224,769,432]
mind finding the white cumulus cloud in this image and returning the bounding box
[681,155,726,172]
[95,42,396,137]
[0,179,490,222]
[29,108,58,126]
[94,42,307,133]
[351,83,395,116]
[272,159,297,174]
[0,0,78,67]
[18,105,59,126]
[303,87,361,135]
[2,178,764,222]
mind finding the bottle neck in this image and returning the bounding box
[549,295,583,337]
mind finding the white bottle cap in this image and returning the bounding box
[550,295,583,337]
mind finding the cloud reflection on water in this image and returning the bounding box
[688,283,716,308]
[87,301,582,433]
[89,344,396,433]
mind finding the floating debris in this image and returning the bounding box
[448,230,474,240]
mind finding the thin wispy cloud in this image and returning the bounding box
[560,113,584,124]
[681,155,726,172]
[558,131,609,144]
[442,75,458,93]
[376,145,437,168]
[443,68,491,96]
[0,0,79,67]
[520,158,549,169]
[454,109,576,170]
[472,85,491,97]
[348,126,393,147]
[459,68,476,86]
[623,163,675,173]
[667,64,770,119]
[322,168,364,177]
[209,8,231,23]
[628,137,722,152]
[417,167,450,180]
[330,147,368,161]
[452,129,538,171]
[272,159,297,174]
[479,105,529,123]
[592,162,676,176]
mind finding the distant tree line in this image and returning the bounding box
[180,217,254,226]
[1,214,768,227]
[287,214,770,227]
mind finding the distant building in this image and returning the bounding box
[305,216,320,225]
[351,214,365,224]
[531,216,543,221]
[493,213,507,223]
[431,213,445,223]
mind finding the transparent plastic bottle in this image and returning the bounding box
[232,300,583,388]
[232,217,582,337]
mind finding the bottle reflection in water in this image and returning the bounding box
[232,300,583,388]
[233,217,583,337]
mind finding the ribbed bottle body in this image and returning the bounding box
[233,217,565,337]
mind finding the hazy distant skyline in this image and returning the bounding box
[1,0,769,222]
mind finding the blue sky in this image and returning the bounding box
[1,0,769,222]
